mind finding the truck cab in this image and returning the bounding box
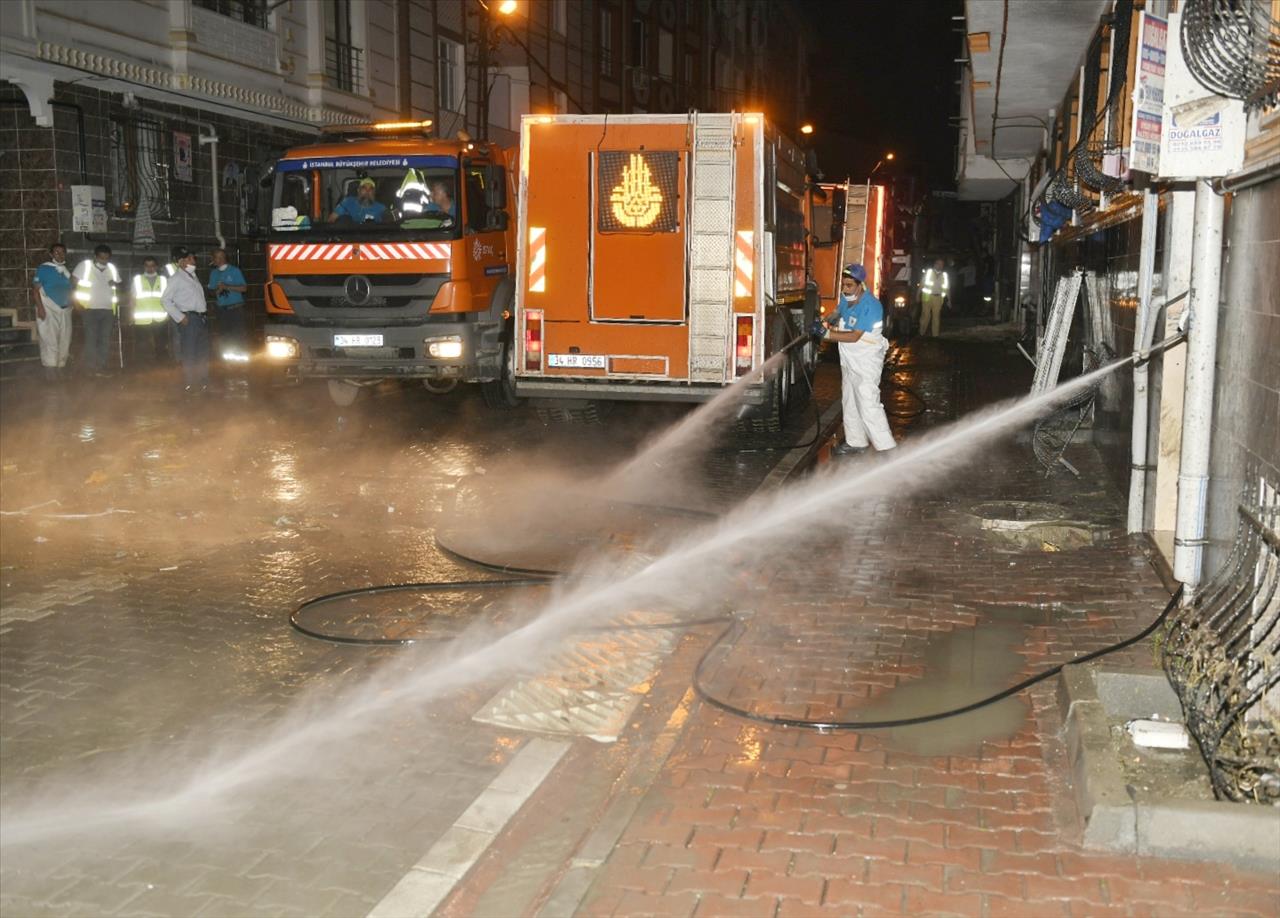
[262,121,519,406]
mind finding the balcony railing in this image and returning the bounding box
[194,0,268,30]
[325,37,364,94]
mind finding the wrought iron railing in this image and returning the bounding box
[194,0,268,30]
[325,37,364,94]
[1163,473,1280,803]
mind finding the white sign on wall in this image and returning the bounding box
[173,131,193,182]
[70,185,107,233]
[1130,12,1166,174]
[1158,11,1246,179]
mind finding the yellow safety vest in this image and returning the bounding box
[922,268,949,297]
[74,260,121,311]
[132,273,168,324]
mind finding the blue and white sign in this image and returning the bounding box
[1158,11,1245,178]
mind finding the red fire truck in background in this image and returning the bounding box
[510,112,816,428]
[262,121,520,406]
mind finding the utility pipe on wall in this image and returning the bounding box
[1173,179,1226,592]
[199,130,225,249]
[1127,189,1160,533]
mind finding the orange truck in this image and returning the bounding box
[807,180,890,317]
[262,121,520,406]
[512,112,815,427]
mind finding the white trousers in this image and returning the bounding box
[838,337,896,451]
[36,305,73,367]
[920,294,944,337]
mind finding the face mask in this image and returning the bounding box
[53,254,65,264]
[144,270,157,277]
[184,264,197,275]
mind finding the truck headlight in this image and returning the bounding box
[265,336,299,360]
[426,335,463,359]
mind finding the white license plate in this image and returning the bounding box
[334,334,384,347]
[547,353,606,369]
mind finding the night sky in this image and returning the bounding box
[798,0,963,191]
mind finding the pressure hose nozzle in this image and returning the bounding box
[1134,330,1188,366]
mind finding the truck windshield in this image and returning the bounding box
[270,155,460,238]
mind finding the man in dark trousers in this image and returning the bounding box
[208,248,248,362]
[160,247,210,393]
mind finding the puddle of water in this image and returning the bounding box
[861,622,1029,755]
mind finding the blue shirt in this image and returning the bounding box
[34,262,72,308]
[835,290,884,335]
[335,196,387,223]
[208,264,246,307]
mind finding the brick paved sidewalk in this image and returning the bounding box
[575,342,1280,917]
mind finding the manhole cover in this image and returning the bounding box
[969,500,1070,531]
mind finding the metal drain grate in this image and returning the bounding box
[472,627,677,743]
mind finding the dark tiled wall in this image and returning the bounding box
[1,81,311,324]
[1203,178,1280,575]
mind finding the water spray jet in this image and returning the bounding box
[0,344,1186,851]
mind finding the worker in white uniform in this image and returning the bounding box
[160,247,210,393]
[817,264,896,456]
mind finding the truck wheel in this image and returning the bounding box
[481,340,521,409]
[327,379,361,407]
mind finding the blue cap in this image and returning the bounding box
[842,263,867,283]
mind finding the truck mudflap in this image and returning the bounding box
[270,318,503,381]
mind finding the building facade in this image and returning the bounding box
[956,0,1279,582]
[0,0,812,340]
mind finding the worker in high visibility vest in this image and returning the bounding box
[919,258,949,337]
[72,244,122,375]
[130,256,169,366]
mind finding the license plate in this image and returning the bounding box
[334,334,383,347]
[547,353,606,369]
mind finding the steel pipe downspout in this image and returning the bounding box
[1127,189,1160,533]
[1173,179,1225,592]
[199,130,226,249]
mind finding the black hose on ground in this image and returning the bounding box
[290,544,1185,732]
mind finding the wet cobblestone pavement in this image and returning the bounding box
[5,335,1276,917]
[0,361,834,917]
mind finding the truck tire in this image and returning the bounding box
[481,338,521,409]
[327,378,361,407]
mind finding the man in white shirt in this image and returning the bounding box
[72,244,121,375]
[161,247,210,392]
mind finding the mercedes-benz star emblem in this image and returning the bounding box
[344,275,372,305]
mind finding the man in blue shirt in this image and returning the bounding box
[329,177,387,224]
[208,248,249,363]
[32,242,73,380]
[818,264,897,455]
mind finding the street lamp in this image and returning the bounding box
[870,151,896,175]
[477,0,518,140]
[799,123,814,135]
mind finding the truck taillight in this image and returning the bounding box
[525,309,543,372]
[735,315,754,376]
